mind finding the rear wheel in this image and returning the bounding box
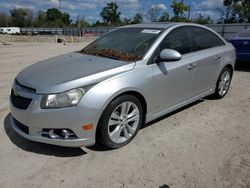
[212,67,232,99]
[97,95,143,149]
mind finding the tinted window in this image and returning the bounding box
[191,27,225,51]
[160,27,192,54]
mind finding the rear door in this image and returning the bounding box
[189,26,226,95]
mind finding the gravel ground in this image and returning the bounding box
[0,42,250,188]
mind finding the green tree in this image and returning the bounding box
[193,14,213,24]
[223,0,250,23]
[122,18,132,25]
[61,13,71,26]
[171,0,189,22]
[33,10,46,27]
[159,11,169,22]
[92,21,106,27]
[100,2,121,26]
[10,8,33,27]
[46,8,62,21]
[0,12,10,27]
[131,13,143,24]
[76,15,90,27]
[45,8,71,27]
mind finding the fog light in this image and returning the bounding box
[42,128,78,139]
[49,130,58,139]
[61,129,70,139]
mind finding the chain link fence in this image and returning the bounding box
[19,24,250,39]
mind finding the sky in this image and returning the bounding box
[0,0,224,23]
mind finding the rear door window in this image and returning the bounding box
[190,27,225,51]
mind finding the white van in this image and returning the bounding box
[0,27,21,34]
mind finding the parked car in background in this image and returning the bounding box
[0,27,21,35]
[9,23,236,149]
[229,29,250,62]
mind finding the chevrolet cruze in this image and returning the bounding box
[9,23,236,149]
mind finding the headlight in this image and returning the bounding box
[41,88,85,109]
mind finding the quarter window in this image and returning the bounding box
[190,27,225,51]
[160,27,192,55]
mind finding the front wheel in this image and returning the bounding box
[97,95,143,149]
[212,67,232,99]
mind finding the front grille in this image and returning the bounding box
[15,80,36,94]
[13,118,29,134]
[11,89,32,110]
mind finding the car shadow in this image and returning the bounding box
[235,61,250,72]
[87,143,110,151]
[4,113,87,157]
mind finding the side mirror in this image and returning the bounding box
[156,49,182,63]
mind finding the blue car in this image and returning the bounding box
[229,29,250,62]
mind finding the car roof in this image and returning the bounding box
[120,22,227,44]
[121,22,204,30]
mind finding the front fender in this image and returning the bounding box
[78,65,154,134]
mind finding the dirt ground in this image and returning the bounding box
[0,34,98,43]
[0,42,250,188]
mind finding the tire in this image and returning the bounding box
[212,67,232,99]
[97,95,143,149]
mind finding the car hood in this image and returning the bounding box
[16,52,135,94]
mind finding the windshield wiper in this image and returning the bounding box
[80,50,119,60]
[98,48,142,61]
[94,52,120,60]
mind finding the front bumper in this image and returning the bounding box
[10,116,94,147]
[9,91,101,148]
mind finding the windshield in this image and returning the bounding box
[81,28,163,61]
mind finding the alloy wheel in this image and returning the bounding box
[108,102,140,144]
[218,70,231,96]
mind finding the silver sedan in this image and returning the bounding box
[9,23,236,149]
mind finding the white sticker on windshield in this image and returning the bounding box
[141,29,161,34]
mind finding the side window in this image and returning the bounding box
[191,27,225,51]
[160,27,192,55]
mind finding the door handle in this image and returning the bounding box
[187,63,196,70]
[214,55,221,60]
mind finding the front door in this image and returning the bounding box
[152,26,197,114]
